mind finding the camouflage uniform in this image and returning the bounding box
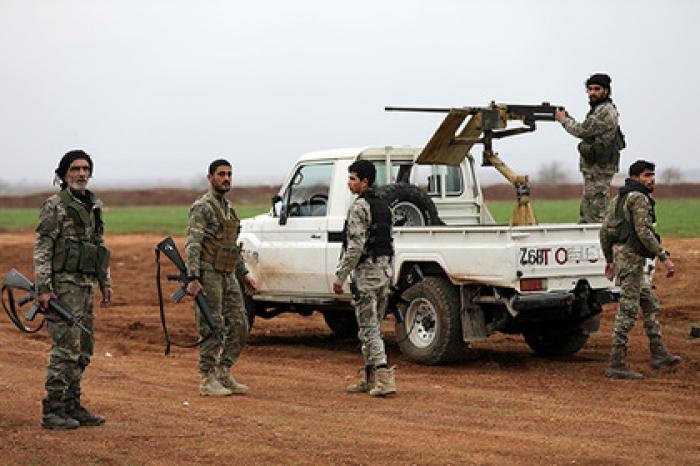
[561,100,621,223]
[185,190,249,379]
[600,182,678,375]
[34,188,111,418]
[336,196,393,367]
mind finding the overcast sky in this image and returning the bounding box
[1,0,698,189]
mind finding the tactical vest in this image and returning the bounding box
[52,189,111,284]
[343,190,394,263]
[606,192,659,259]
[200,196,241,273]
[577,101,625,168]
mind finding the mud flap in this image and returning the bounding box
[460,287,487,341]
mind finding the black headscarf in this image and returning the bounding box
[54,150,93,189]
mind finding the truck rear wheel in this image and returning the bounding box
[377,183,443,226]
[322,311,359,338]
[523,329,589,356]
[395,276,464,365]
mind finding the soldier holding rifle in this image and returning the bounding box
[34,150,112,429]
[185,159,256,396]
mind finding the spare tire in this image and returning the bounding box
[376,183,443,226]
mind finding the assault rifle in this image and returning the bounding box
[1,268,91,334]
[385,102,564,226]
[155,236,223,355]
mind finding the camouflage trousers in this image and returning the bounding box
[45,280,95,401]
[197,262,248,375]
[611,245,662,348]
[351,257,392,367]
[580,171,614,223]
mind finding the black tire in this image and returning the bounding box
[523,329,589,357]
[376,182,443,226]
[322,311,358,338]
[395,276,464,365]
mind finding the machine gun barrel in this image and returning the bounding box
[385,106,453,113]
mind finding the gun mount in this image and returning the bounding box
[385,102,563,226]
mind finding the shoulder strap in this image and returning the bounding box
[58,189,91,239]
[205,196,227,223]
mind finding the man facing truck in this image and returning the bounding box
[333,160,397,396]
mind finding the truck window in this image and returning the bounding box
[413,164,463,197]
[283,163,333,217]
[369,161,412,187]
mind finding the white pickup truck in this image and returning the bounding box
[239,146,616,364]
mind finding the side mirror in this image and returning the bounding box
[272,194,288,225]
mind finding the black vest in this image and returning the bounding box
[609,180,659,258]
[343,190,394,262]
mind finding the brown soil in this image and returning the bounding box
[0,233,698,465]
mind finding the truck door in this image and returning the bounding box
[258,162,334,295]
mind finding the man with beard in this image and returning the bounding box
[185,159,257,396]
[599,160,681,379]
[35,150,112,429]
[555,73,626,223]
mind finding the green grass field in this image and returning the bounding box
[0,205,270,236]
[1,199,699,237]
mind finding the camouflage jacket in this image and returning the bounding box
[335,197,371,282]
[34,189,111,294]
[561,100,620,175]
[600,191,667,263]
[185,190,248,278]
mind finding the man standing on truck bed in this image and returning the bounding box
[185,159,257,396]
[35,150,112,429]
[600,160,681,379]
[555,73,625,223]
[333,160,396,396]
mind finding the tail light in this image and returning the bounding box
[520,278,545,292]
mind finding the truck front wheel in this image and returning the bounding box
[395,277,464,365]
[523,329,589,356]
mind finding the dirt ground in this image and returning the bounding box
[0,233,698,465]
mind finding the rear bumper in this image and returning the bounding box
[512,288,617,312]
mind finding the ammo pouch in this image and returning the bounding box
[53,189,111,283]
[201,197,241,273]
[579,140,618,165]
[211,244,240,273]
[52,237,110,278]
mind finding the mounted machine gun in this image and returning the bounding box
[385,102,563,225]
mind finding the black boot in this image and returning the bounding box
[42,398,80,430]
[66,391,106,427]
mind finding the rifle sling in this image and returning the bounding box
[155,246,213,355]
[1,285,44,334]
